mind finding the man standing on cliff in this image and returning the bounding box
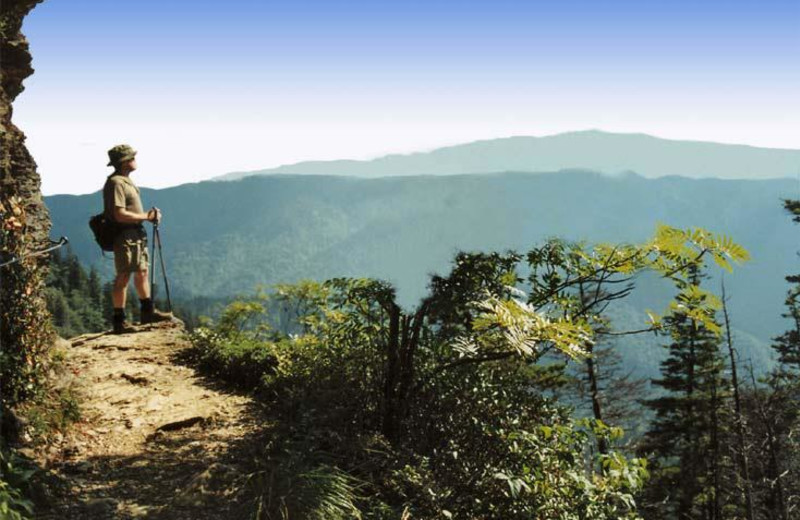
[103,144,172,334]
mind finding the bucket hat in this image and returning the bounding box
[107,144,137,166]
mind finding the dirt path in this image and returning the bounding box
[33,321,265,519]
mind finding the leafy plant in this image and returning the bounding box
[190,223,747,519]
[0,448,35,520]
[1,196,55,406]
[253,448,363,520]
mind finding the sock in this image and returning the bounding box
[113,308,125,324]
[140,298,154,314]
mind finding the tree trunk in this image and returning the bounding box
[721,284,755,520]
[585,345,608,454]
[382,304,401,440]
[748,365,789,520]
[710,375,721,520]
[679,319,698,520]
[382,299,430,442]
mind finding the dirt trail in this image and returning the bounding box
[33,321,265,519]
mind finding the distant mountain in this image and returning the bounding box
[215,131,800,181]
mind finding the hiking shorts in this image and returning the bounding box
[113,227,149,275]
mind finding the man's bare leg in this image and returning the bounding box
[112,272,133,333]
[112,272,131,309]
[133,269,150,300]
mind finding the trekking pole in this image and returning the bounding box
[150,223,158,301]
[153,224,173,313]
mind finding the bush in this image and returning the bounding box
[189,327,278,391]
[190,282,649,519]
[0,447,34,520]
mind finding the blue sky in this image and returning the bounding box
[15,0,800,194]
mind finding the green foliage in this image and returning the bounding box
[16,372,81,442]
[463,294,593,359]
[44,248,107,337]
[188,296,278,390]
[253,447,363,520]
[194,283,651,518]
[641,267,732,518]
[1,195,55,406]
[0,447,35,520]
[784,198,800,224]
[188,223,748,519]
[454,225,749,369]
[771,199,800,371]
[738,197,800,519]
[489,419,648,519]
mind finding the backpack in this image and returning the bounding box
[89,213,116,252]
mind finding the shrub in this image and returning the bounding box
[191,286,648,519]
[189,327,278,391]
[0,447,34,520]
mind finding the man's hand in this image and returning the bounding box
[147,207,162,224]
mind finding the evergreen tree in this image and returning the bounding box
[65,251,87,293]
[88,267,103,308]
[642,266,731,520]
[771,200,800,372]
[743,198,800,520]
[45,249,109,337]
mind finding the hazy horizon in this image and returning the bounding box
[33,129,800,196]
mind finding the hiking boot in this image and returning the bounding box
[112,320,136,334]
[140,308,173,324]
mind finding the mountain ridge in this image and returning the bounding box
[215,130,800,182]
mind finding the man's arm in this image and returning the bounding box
[113,206,161,224]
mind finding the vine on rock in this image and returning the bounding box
[1,195,54,407]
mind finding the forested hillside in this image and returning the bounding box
[47,171,796,350]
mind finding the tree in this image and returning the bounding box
[771,200,800,371]
[741,198,800,520]
[721,283,755,520]
[87,267,103,309]
[642,266,731,520]
[45,249,109,337]
[190,223,748,518]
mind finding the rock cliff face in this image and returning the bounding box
[1,0,53,412]
[1,0,49,244]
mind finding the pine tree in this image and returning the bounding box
[45,249,110,336]
[771,199,800,371]
[743,198,800,520]
[65,249,87,293]
[642,266,730,520]
[88,267,103,308]
[720,284,755,520]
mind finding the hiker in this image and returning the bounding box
[103,144,172,333]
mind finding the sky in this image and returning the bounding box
[15,0,800,195]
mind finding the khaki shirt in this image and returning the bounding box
[103,174,144,222]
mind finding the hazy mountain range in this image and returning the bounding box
[45,133,800,378]
[216,130,800,181]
